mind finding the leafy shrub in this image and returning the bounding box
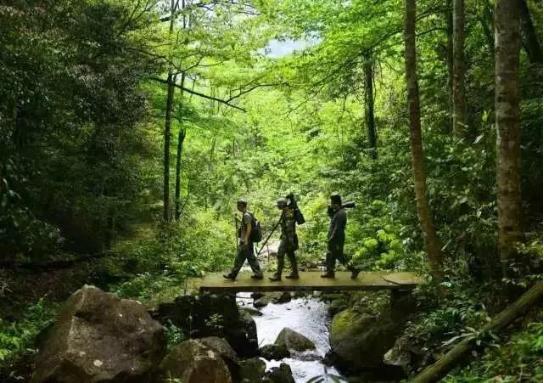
[0,299,57,363]
[444,321,543,382]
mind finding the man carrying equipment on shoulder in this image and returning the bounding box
[269,198,299,281]
[322,193,359,279]
[224,198,263,281]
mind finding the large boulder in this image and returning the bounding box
[200,337,238,364]
[153,293,259,357]
[200,337,239,379]
[238,357,266,383]
[253,296,269,309]
[233,310,259,357]
[274,328,315,352]
[31,285,166,383]
[383,334,430,376]
[158,339,232,383]
[329,308,399,372]
[259,344,290,361]
[263,363,295,383]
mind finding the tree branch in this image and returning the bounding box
[150,76,247,111]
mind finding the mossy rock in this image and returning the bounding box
[330,308,400,371]
[274,328,315,352]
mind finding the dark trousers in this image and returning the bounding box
[275,239,298,277]
[230,243,262,277]
[326,240,348,273]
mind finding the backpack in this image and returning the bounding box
[249,213,263,243]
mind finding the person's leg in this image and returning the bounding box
[322,248,336,277]
[224,245,247,279]
[335,242,360,279]
[286,250,299,278]
[270,241,285,281]
[246,243,263,278]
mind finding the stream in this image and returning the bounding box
[237,293,348,383]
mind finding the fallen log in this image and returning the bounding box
[411,281,543,383]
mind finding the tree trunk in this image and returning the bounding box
[446,0,454,130]
[162,0,178,222]
[163,71,176,222]
[412,281,543,383]
[174,126,186,221]
[495,0,522,277]
[452,0,466,136]
[404,0,444,279]
[174,0,188,221]
[519,0,542,64]
[363,57,377,159]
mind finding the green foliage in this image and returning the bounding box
[164,320,185,349]
[0,299,57,363]
[0,0,160,259]
[112,207,234,302]
[444,321,543,382]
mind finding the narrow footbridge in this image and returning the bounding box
[189,271,423,293]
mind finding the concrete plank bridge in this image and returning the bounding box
[189,271,424,294]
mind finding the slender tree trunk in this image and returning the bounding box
[452,0,466,136]
[446,0,454,130]
[174,73,186,221]
[162,0,178,222]
[163,71,176,222]
[404,0,444,279]
[495,0,522,277]
[363,56,378,159]
[519,0,542,64]
[174,0,188,221]
[174,126,185,220]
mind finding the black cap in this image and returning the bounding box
[330,193,342,205]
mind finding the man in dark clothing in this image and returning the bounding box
[224,199,263,281]
[322,193,359,278]
[269,198,299,281]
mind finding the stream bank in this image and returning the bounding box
[27,283,416,383]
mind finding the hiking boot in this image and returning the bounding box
[285,273,299,280]
[251,274,263,280]
[223,274,236,281]
[321,272,335,278]
[269,275,281,282]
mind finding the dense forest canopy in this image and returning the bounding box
[0,0,542,382]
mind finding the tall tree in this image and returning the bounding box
[163,0,179,222]
[363,56,377,159]
[446,0,454,128]
[404,0,444,278]
[519,0,542,64]
[452,0,466,136]
[495,0,522,276]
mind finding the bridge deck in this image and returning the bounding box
[191,271,423,293]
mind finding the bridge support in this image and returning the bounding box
[390,288,417,322]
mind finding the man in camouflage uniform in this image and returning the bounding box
[269,198,299,281]
[322,193,359,278]
[224,198,263,281]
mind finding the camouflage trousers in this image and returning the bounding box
[230,243,262,277]
[274,239,298,277]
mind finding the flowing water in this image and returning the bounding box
[237,293,348,383]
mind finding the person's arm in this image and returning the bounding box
[328,215,338,242]
[242,213,251,245]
